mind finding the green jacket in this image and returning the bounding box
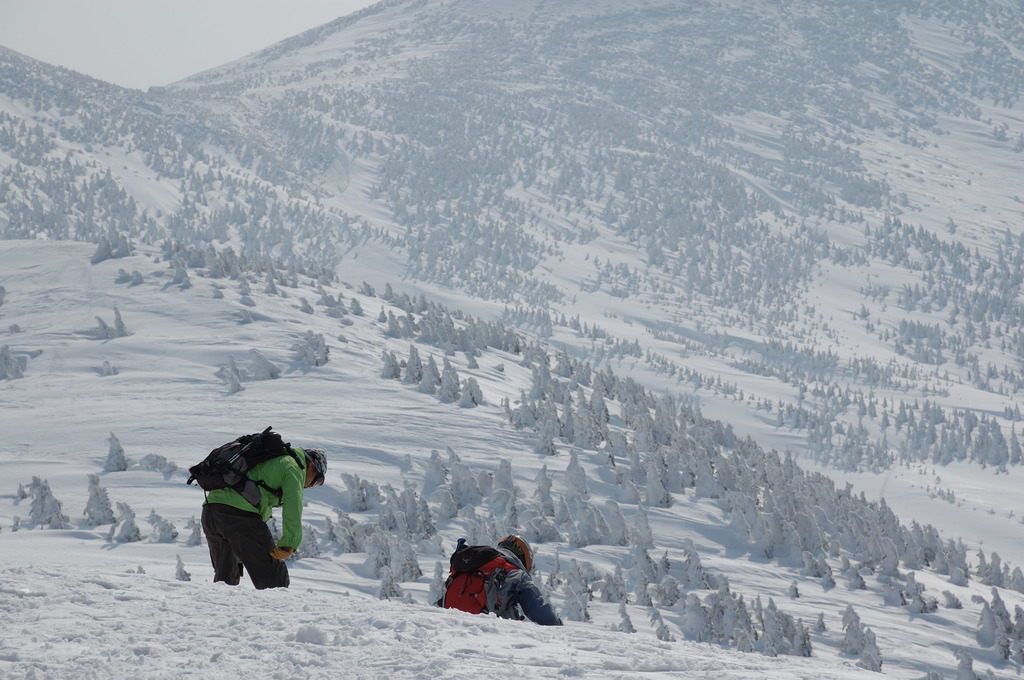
[204,446,307,549]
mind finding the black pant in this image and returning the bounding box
[201,503,289,589]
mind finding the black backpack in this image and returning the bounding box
[187,426,302,508]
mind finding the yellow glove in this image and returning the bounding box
[270,546,295,560]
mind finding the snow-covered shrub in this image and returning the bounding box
[534,465,555,517]
[175,556,191,582]
[564,450,589,499]
[215,356,245,394]
[248,349,281,380]
[377,566,404,600]
[0,345,24,379]
[325,511,358,552]
[630,504,654,549]
[381,350,401,379]
[419,355,440,394]
[950,567,969,587]
[184,517,203,546]
[172,265,192,290]
[28,477,69,529]
[955,649,978,680]
[138,453,177,476]
[427,561,447,605]
[682,592,711,642]
[340,473,382,511]
[562,559,591,622]
[90,236,114,264]
[403,345,423,384]
[570,502,610,548]
[109,502,142,543]
[448,454,481,508]
[679,539,710,589]
[438,358,460,403]
[83,474,115,526]
[857,628,882,671]
[292,331,329,366]
[365,527,421,582]
[600,564,629,603]
[794,619,813,658]
[96,307,131,338]
[105,433,129,472]
[147,510,178,542]
[650,608,675,642]
[297,524,320,559]
[841,605,868,655]
[430,484,459,520]
[616,601,636,633]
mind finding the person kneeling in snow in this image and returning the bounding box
[440,535,562,625]
[201,446,327,589]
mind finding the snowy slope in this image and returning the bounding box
[1,240,1020,679]
[3,0,1024,678]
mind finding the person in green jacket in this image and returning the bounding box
[201,446,327,589]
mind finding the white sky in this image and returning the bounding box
[0,0,379,90]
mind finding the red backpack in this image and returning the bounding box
[442,544,519,614]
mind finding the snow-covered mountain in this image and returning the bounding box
[2,1,1024,677]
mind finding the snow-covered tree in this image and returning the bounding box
[377,566,404,600]
[292,331,329,366]
[0,345,24,379]
[381,350,402,379]
[297,524,321,559]
[438,358,460,403]
[326,511,358,552]
[955,649,979,680]
[976,602,998,647]
[147,510,178,542]
[109,502,142,543]
[562,558,591,622]
[857,628,882,671]
[175,556,191,582]
[113,307,130,337]
[403,345,423,384]
[216,356,245,394]
[419,355,440,394]
[616,601,636,633]
[105,432,129,472]
[249,349,282,379]
[459,377,484,407]
[185,517,203,546]
[600,564,629,603]
[680,539,710,589]
[645,453,672,508]
[83,474,116,526]
[564,450,589,499]
[650,607,675,642]
[682,592,711,642]
[794,619,813,657]
[602,500,629,546]
[630,504,654,549]
[29,477,69,529]
[90,237,114,264]
[841,605,867,656]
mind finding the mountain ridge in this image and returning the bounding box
[2,3,1024,675]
